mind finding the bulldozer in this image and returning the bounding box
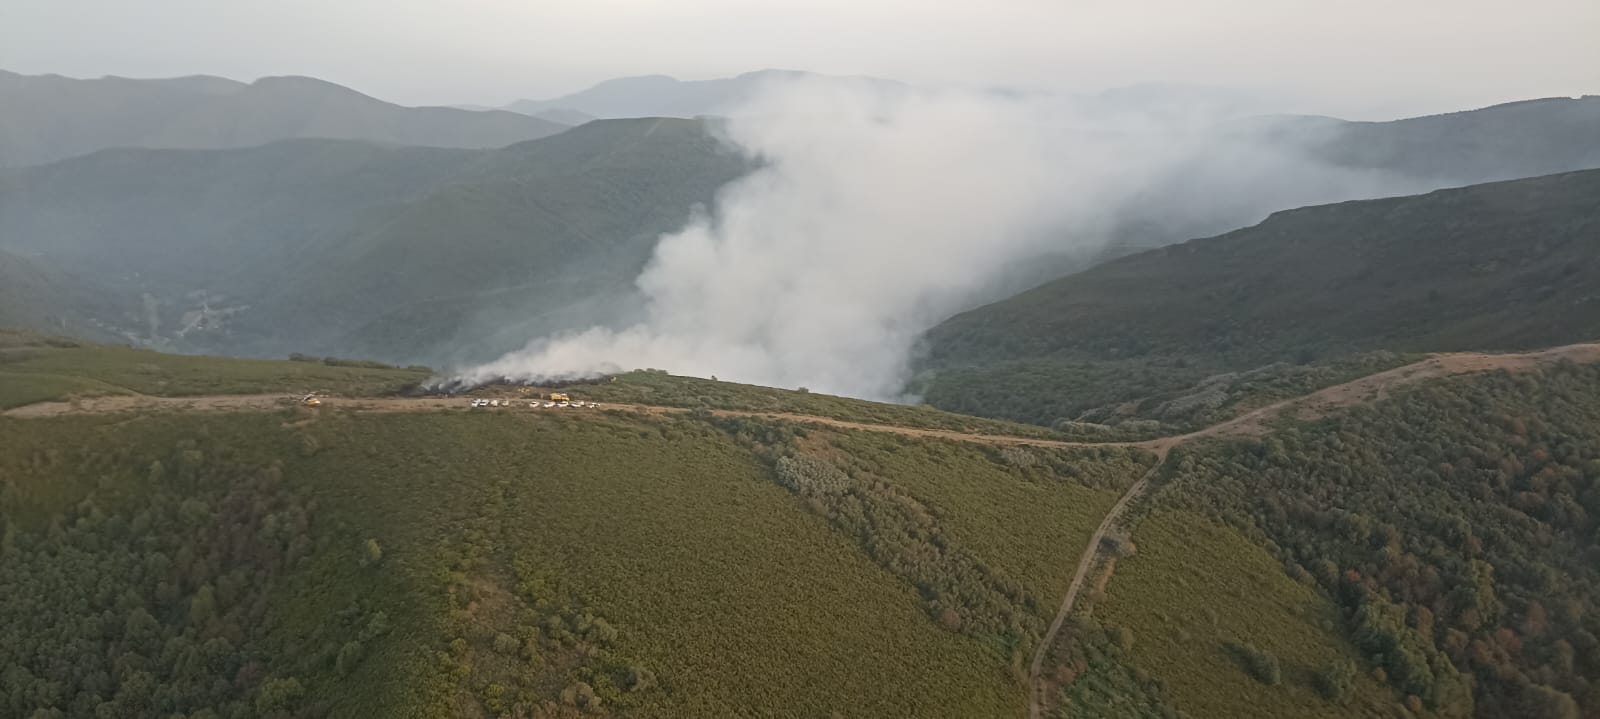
[300,393,322,407]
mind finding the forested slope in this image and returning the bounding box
[918,169,1600,429]
[0,395,1151,717]
[1100,361,1600,719]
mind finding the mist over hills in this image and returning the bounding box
[1261,95,1600,185]
[0,118,747,364]
[1084,95,1600,261]
[504,72,1320,122]
[504,69,908,119]
[0,70,568,167]
[0,249,122,341]
[6,57,1600,719]
[1,68,1598,378]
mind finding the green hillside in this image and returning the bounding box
[253,118,749,365]
[0,139,481,289]
[0,118,749,365]
[7,333,1600,717]
[0,329,427,409]
[0,250,123,342]
[7,93,1600,371]
[1096,360,1600,718]
[0,377,1151,717]
[1090,512,1404,719]
[1298,96,1600,183]
[918,169,1600,428]
[0,70,567,168]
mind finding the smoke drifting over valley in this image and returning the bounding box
[455,75,1433,398]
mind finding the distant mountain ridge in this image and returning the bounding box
[0,249,122,342]
[0,69,568,167]
[0,118,749,364]
[504,69,908,118]
[3,68,1598,374]
[929,167,1600,365]
[1253,94,1600,185]
[915,168,1600,424]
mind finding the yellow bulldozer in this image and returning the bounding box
[300,393,322,407]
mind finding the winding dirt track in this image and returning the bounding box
[9,342,1600,719]
[1015,341,1600,719]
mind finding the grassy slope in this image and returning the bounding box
[1,396,1156,716]
[819,431,1146,605]
[298,411,1021,717]
[0,329,427,408]
[1095,511,1408,719]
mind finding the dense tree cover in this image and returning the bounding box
[321,410,1023,716]
[4,405,1047,717]
[916,357,1207,429]
[822,431,1146,602]
[0,433,384,718]
[704,414,1151,666]
[12,366,1151,716]
[1047,616,1187,719]
[772,450,1047,649]
[925,169,1600,371]
[1157,363,1600,718]
[709,416,1043,653]
[916,168,1600,428]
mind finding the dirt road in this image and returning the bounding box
[9,341,1600,719]
[4,393,1132,447]
[13,343,1599,448]
[1028,446,1168,714]
[1021,340,1600,719]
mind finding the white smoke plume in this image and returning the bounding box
[454,76,1423,398]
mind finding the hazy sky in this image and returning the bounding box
[4,0,1597,118]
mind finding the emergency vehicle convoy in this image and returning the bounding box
[469,393,598,409]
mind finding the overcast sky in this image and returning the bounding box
[4,0,1596,118]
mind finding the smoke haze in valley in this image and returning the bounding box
[454,75,1434,398]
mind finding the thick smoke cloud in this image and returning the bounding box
[453,75,1424,398]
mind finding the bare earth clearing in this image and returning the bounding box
[10,342,1600,719]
